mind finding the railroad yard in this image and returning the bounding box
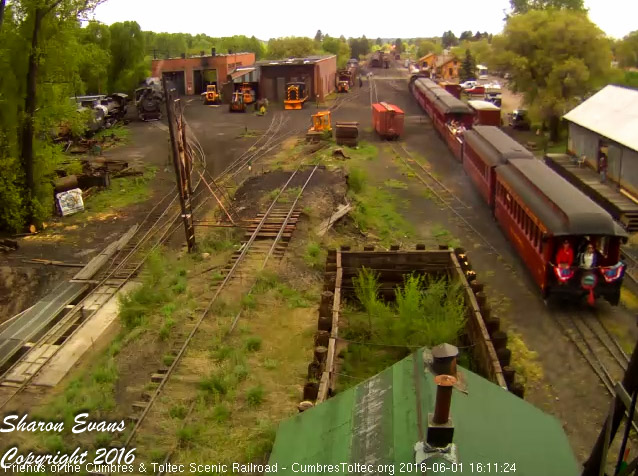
[2,55,638,475]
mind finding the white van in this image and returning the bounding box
[477,64,488,80]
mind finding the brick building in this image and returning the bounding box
[256,55,337,102]
[151,50,256,96]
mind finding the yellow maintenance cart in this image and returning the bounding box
[306,111,332,142]
[284,82,308,110]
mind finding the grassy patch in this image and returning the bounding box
[431,224,461,249]
[94,124,131,144]
[508,331,543,384]
[384,179,408,189]
[349,186,414,245]
[198,228,242,254]
[347,167,367,193]
[238,129,260,138]
[246,385,265,406]
[304,241,326,271]
[85,166,157,213]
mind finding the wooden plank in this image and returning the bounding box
[317,204,353,236]
[316,372,330,403]
[331,251,342,339]
[73,225,137,281]
[450,252,507,389]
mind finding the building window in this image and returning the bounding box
[448,67,453,76]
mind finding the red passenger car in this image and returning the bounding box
[410,77,474,161]
[493,158,627,305]
[462,126,534,207]
[372,102,404,140]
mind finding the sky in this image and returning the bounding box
[90,0,637,40]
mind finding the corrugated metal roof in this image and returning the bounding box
[563,85,638,152]
[268,349,580,474]
[256,55,336,66]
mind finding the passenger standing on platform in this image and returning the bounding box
[599,152,608,183]
[556,240,574,268]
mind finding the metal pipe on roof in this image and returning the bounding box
[433,374,456,425]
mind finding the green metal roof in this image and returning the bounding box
[268,349,579,475]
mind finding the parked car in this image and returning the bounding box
[460,80,477,90]
[509,109,531,130]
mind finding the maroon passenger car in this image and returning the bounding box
[493,158,627,305]
[462,126,534,208]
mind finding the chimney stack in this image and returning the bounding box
[426,374,456,448]
[211,48,216,57]
[431,343,458,376]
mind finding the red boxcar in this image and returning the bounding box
[372,102,404,140]
[468,100,501,126]
[462,126,534,208]
[493,158,627,304]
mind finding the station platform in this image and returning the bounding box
[544,153,638,233]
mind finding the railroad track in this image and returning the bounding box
[620,246,638,292]
[552,309,637,433]
[115,165,319,473]
[387,140,502,257]
[0,122,209,410]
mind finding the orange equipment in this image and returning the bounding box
[229,91,246,112]
[203,84,221,105]
[284,82,308,110]
[240,83,256,105]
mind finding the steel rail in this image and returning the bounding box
[154,165,318,476]
[121,163,309,450]
[388,141,501,256]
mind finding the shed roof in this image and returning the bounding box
[257,55,336,66]
[497,159,628,237]
[268,349,579,475]
[468,100,500,111]
[563,85,638,152]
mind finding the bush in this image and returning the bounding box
[245,336,262,352]
[246,385,265,406]
[169,405,188,419]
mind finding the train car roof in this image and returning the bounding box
[496,159,628,237]
[433,91,473,115]
[464,126,535,166]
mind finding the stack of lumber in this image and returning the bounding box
[335,122,359,147]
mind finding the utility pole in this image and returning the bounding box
[162,78,196,252]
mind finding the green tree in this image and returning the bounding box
[266,37,318,59]
[108,21,147,92]
[19,0,105,226]
[314,29,323,42]
[459,31,473,42]
[493,9,611,140]
[79,21,111,94]
[416,39,442,58]
[376,37,382,46]
[460,49,476,82]
[394,38,403,53]
[441,30,458,48]
[509,0,585,14]
[616,31,638,68]
[323,36,351,69]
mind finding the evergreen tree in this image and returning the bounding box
[314,30,323,42]
[460,49,476,82]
